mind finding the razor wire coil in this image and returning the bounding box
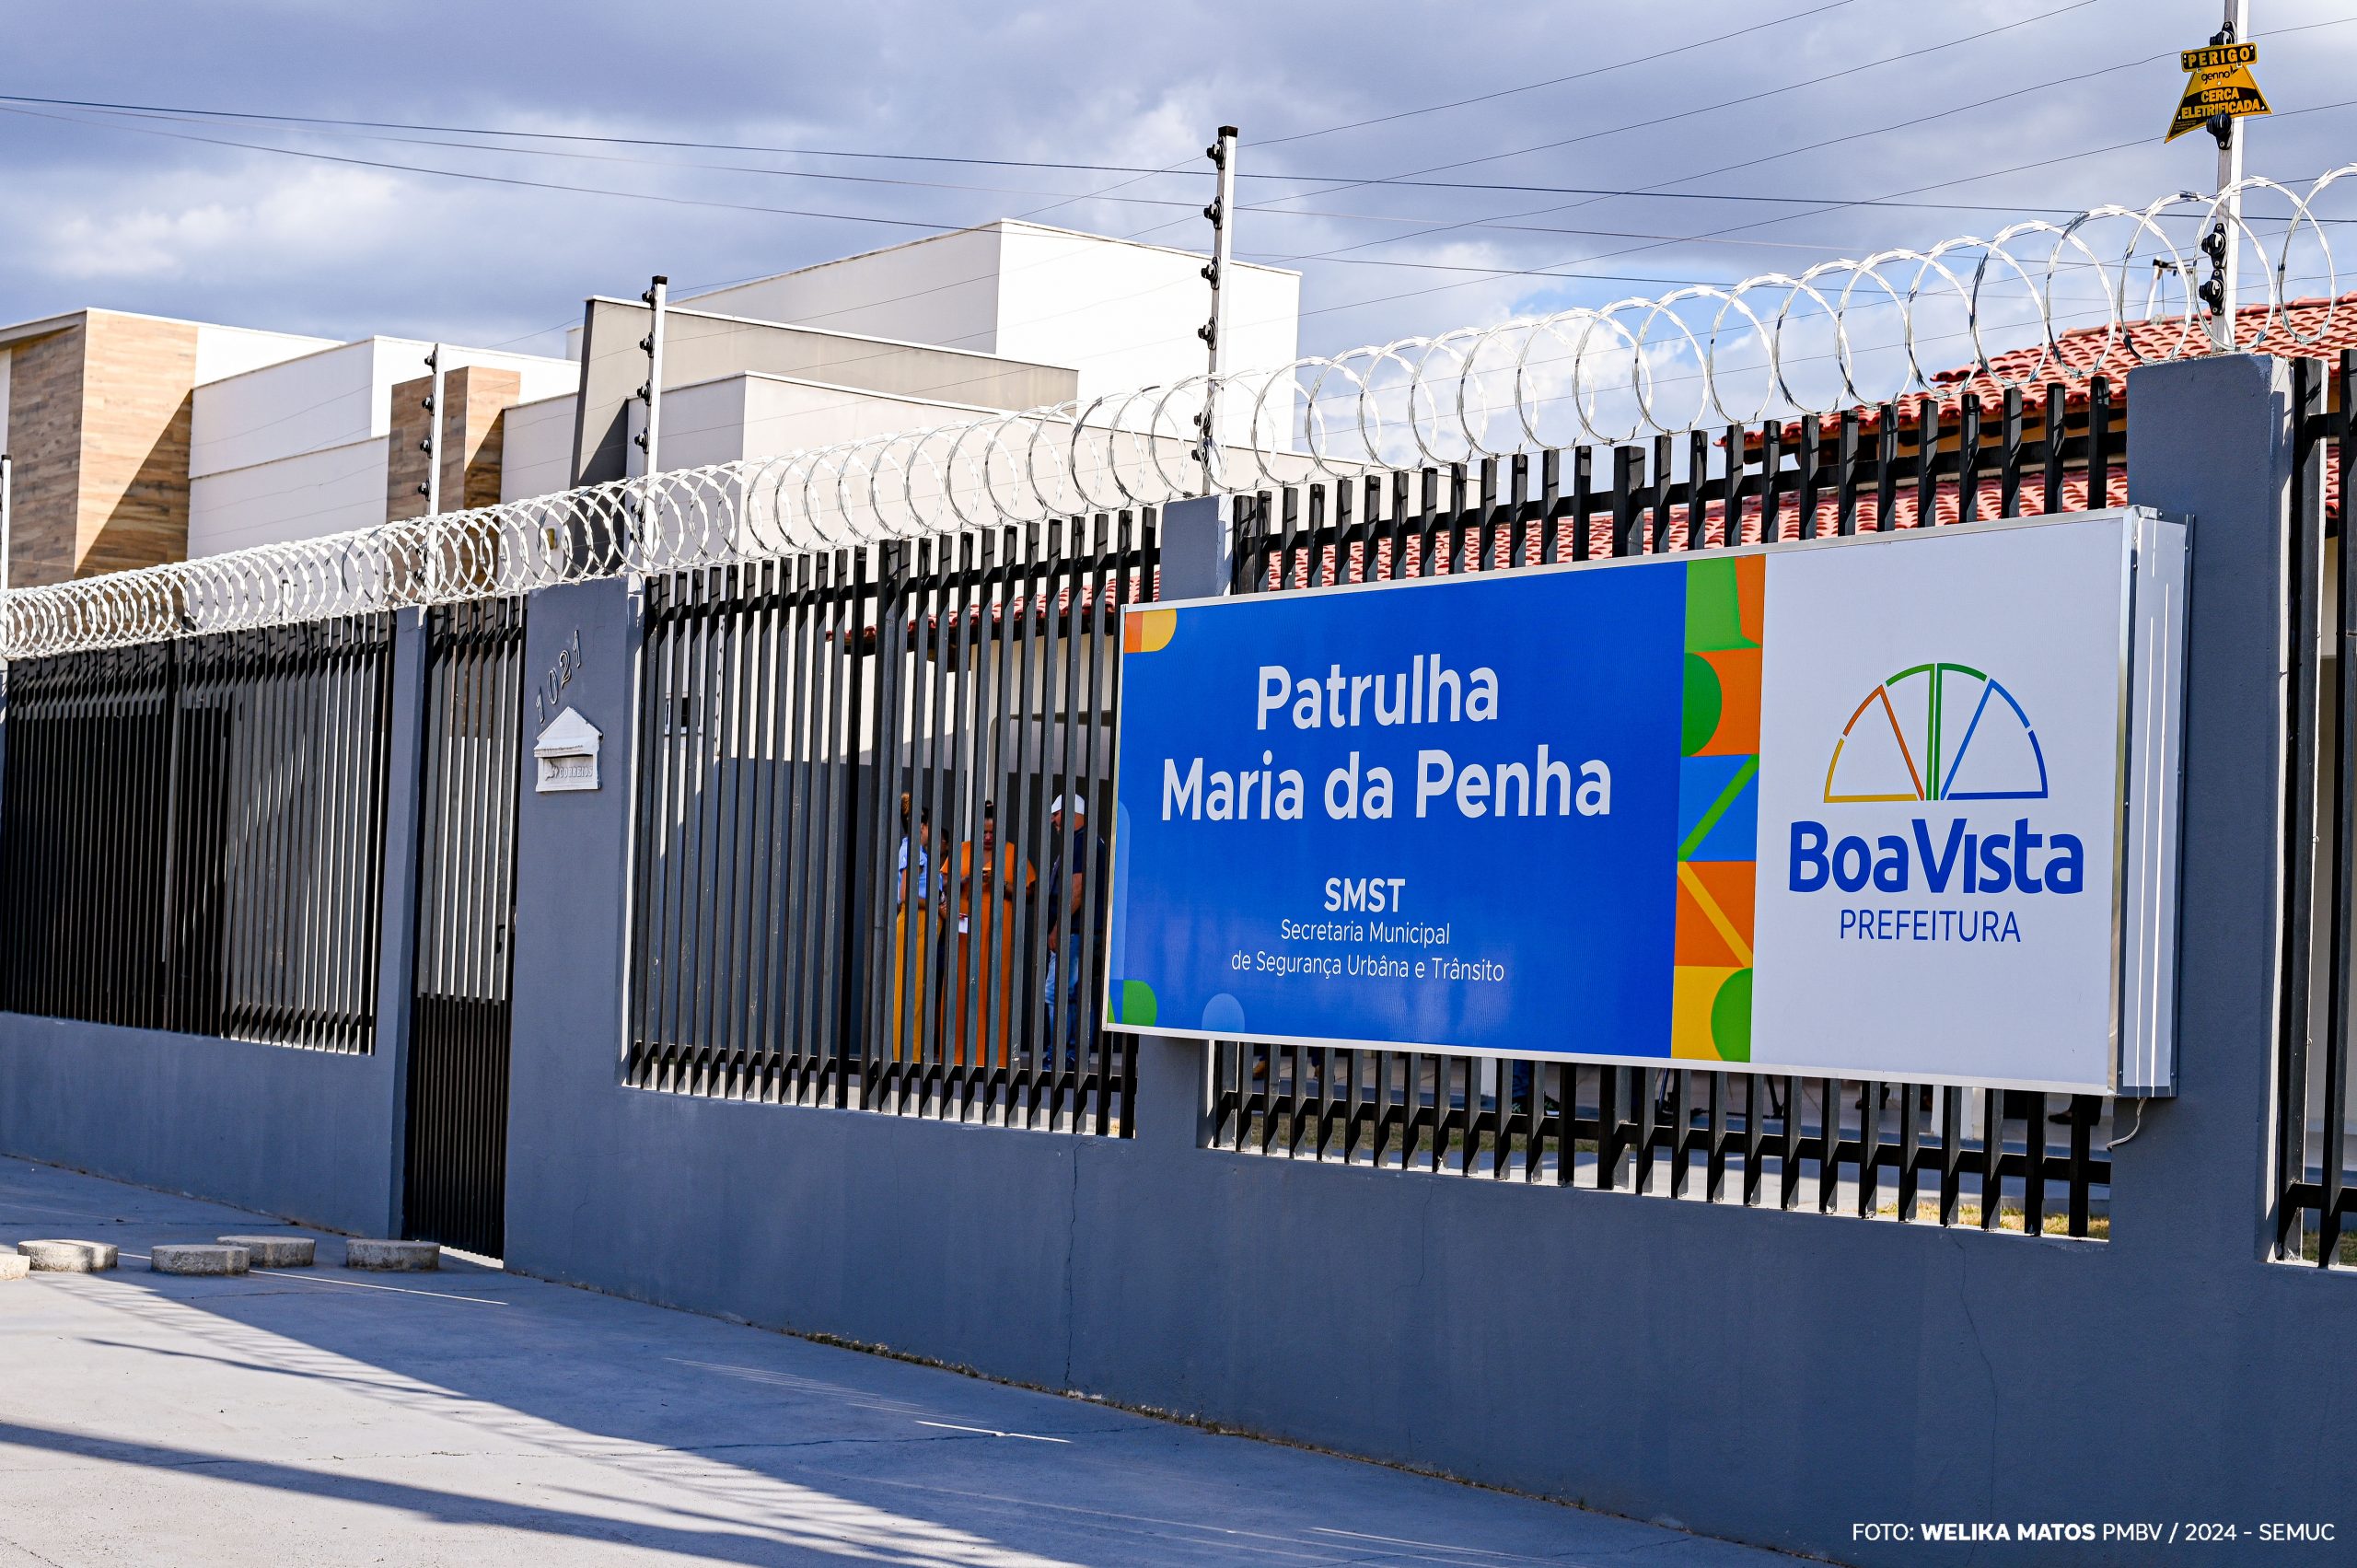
[5,172,2348,658]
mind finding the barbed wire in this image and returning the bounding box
[6,168,2350,660]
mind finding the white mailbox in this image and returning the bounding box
[534,706,602,794]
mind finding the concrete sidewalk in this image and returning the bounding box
[0,1156,1797,1568]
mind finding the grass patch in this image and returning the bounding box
[2293,1227,2357,1265]
[1875,1200,2109,1238]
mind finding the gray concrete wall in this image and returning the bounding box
[4,359,2352,1564]
[0,1014,400,1236]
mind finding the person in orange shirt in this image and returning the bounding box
[951,800,1035,1070]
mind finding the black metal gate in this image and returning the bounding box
[402,598,526,1259]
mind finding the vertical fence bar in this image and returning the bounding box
[2324,348,2357,1261]
[2277,356,2328,1257]
[1957,394,1982,527]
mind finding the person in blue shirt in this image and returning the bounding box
[891,794,937,1058]
[896,793,931,902]
[1042,794,1109,1072]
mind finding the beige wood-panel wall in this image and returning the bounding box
[387,365,522,521]
[5,310,198,586]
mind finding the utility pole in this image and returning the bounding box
[634,275,668,478]
[1196,127,1237,492]
[2202,0,2250,351]
[418,344,445,516]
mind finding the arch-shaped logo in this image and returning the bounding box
[1824,661,2049,804]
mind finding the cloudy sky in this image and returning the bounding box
[1,0,2351,368]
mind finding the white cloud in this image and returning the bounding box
[37,165,409,283]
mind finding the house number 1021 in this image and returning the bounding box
[535,629,584,725]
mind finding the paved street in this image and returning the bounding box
[0,1156,1793,1567]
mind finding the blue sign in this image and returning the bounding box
[1106,555,1724,1062]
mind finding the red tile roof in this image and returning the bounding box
[1780,293,2354,440]
[1926,291,2354,420]
[1713,292,2353,542]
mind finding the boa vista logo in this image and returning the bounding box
[1791,661,2084,897]
[1823,661,2047,804]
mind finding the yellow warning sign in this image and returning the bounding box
[2168,42,2270,142]
[2180,41,2257,72]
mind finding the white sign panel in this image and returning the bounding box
[1747,511,2182,1093]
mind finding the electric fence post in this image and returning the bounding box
[419,344,444,516]
[419,343,444,599]
[2202,0,2252,350]
[1197,127,1237,494]
[633,275,668,553]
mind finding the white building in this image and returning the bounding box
[0,220,1301,581]
[193,338,575,557]
[659,219,1298,412]
[507,219,1300,497]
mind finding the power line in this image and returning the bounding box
[1491,12,2357,236]
[1289,181,2081,214]
[0,93,2086,360]
[9,91,2200,372]
[1106,2,2100,259]
[0,82,2102,216]
[0,17,1898,194]
[0,90,1199,173]
[27,102,1184,205]
[1258,0,1857,146]
[31,95,2124,227]
[17,99,1880,263]
[1243,0,2107,221]
[41,88,2335,266]
[1266,13,2357,299]
[1277,114,2357,326]
[0,102,975,237]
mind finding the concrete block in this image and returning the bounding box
[0,1254,28,1283]
[17,1239,119,1272]
[344,1239,438,1271]
[150,1244,250,1277]
[218,1235,315,1268]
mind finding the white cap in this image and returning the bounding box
[1051,795,1085,819]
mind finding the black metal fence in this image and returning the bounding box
[0,616,396,1051]
[2278,350,2356,1269]
[627,514,1151,1133]
[1213,377,2127,1237]
[403,598,526,1258]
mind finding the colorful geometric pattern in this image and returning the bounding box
[1824,662,2048,803]
[1123,608,1178,655]
[1672,555,1761,1062]
[1114,980,1159,1028]
[1111,607,1178,1023]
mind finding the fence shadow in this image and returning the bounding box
[0,1160,1616,1568]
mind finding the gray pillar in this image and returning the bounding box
[502,575,640,1274]
[374,606,430,1237]
[1158,495,1233,600]
[2120,353,2296,1264]
[1136,495,1237,1150]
